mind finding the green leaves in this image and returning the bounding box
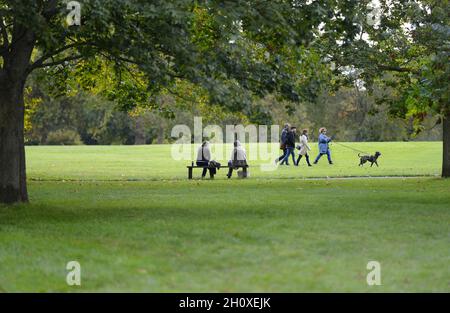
[13,0,354,116]
[13,0,445,124]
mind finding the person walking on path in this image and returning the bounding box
[275,123,290,164]
[296,129,312,166]
[313,127,333,165]
[280,127,297,165]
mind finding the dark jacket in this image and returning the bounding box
[285,131,295,148]
[280,128,288,144]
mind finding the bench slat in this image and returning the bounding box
[187,164,249,179]
[187,165,249,168]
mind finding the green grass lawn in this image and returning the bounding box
[26,142,442,180]
[0,142,449,292]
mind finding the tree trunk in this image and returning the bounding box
[443,111,450,178]
[0,26,35,204]
[0,78,28,203]
[157,126,165,144]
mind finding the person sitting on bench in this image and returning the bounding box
[196,141,212,178]
[227,140,248,178]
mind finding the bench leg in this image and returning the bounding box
[188,168,193,180]
[243,167,247,178]
[210,171,214,179]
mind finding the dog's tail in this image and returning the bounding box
[358,153,361,157]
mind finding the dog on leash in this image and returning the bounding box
[358,151,381,167]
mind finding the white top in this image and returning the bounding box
[230,140,247,161]
[298,134,311,155]
[197,143,211,161]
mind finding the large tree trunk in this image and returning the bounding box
[0,26,35,204]
[0,78,28,203]
[443,111,450,178]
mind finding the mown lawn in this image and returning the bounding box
[0,143,448,292]
[26,142,442,180]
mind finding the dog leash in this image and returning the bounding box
[332,142,371,155]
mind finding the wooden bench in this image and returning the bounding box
[187,164,249,179]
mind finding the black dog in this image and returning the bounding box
[358,151,381,167]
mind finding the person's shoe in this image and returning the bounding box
[313,161,318,165]
[308,164,312,167]
[329,162,333,165]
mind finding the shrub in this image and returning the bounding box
[46,129,82,145]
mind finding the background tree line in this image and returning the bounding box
[24,74,442,145]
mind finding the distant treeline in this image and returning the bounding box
[25,84,442,146]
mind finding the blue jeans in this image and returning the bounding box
[280,147,295,165]
[277,149,287,162]
[314,150,332,164]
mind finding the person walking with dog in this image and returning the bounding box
[196,141,213,178]
[296,129,312,166]
[275,123,290,164]
[313,127,333,165]
[280,127,297,165]
[227,140,248,178]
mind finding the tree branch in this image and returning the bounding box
[28,42,90,72]
[0,14,9,54]
[377,64,418,74]
[39,54,84,68]
[28,54,83,73]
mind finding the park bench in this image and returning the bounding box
[187,164,249,179]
